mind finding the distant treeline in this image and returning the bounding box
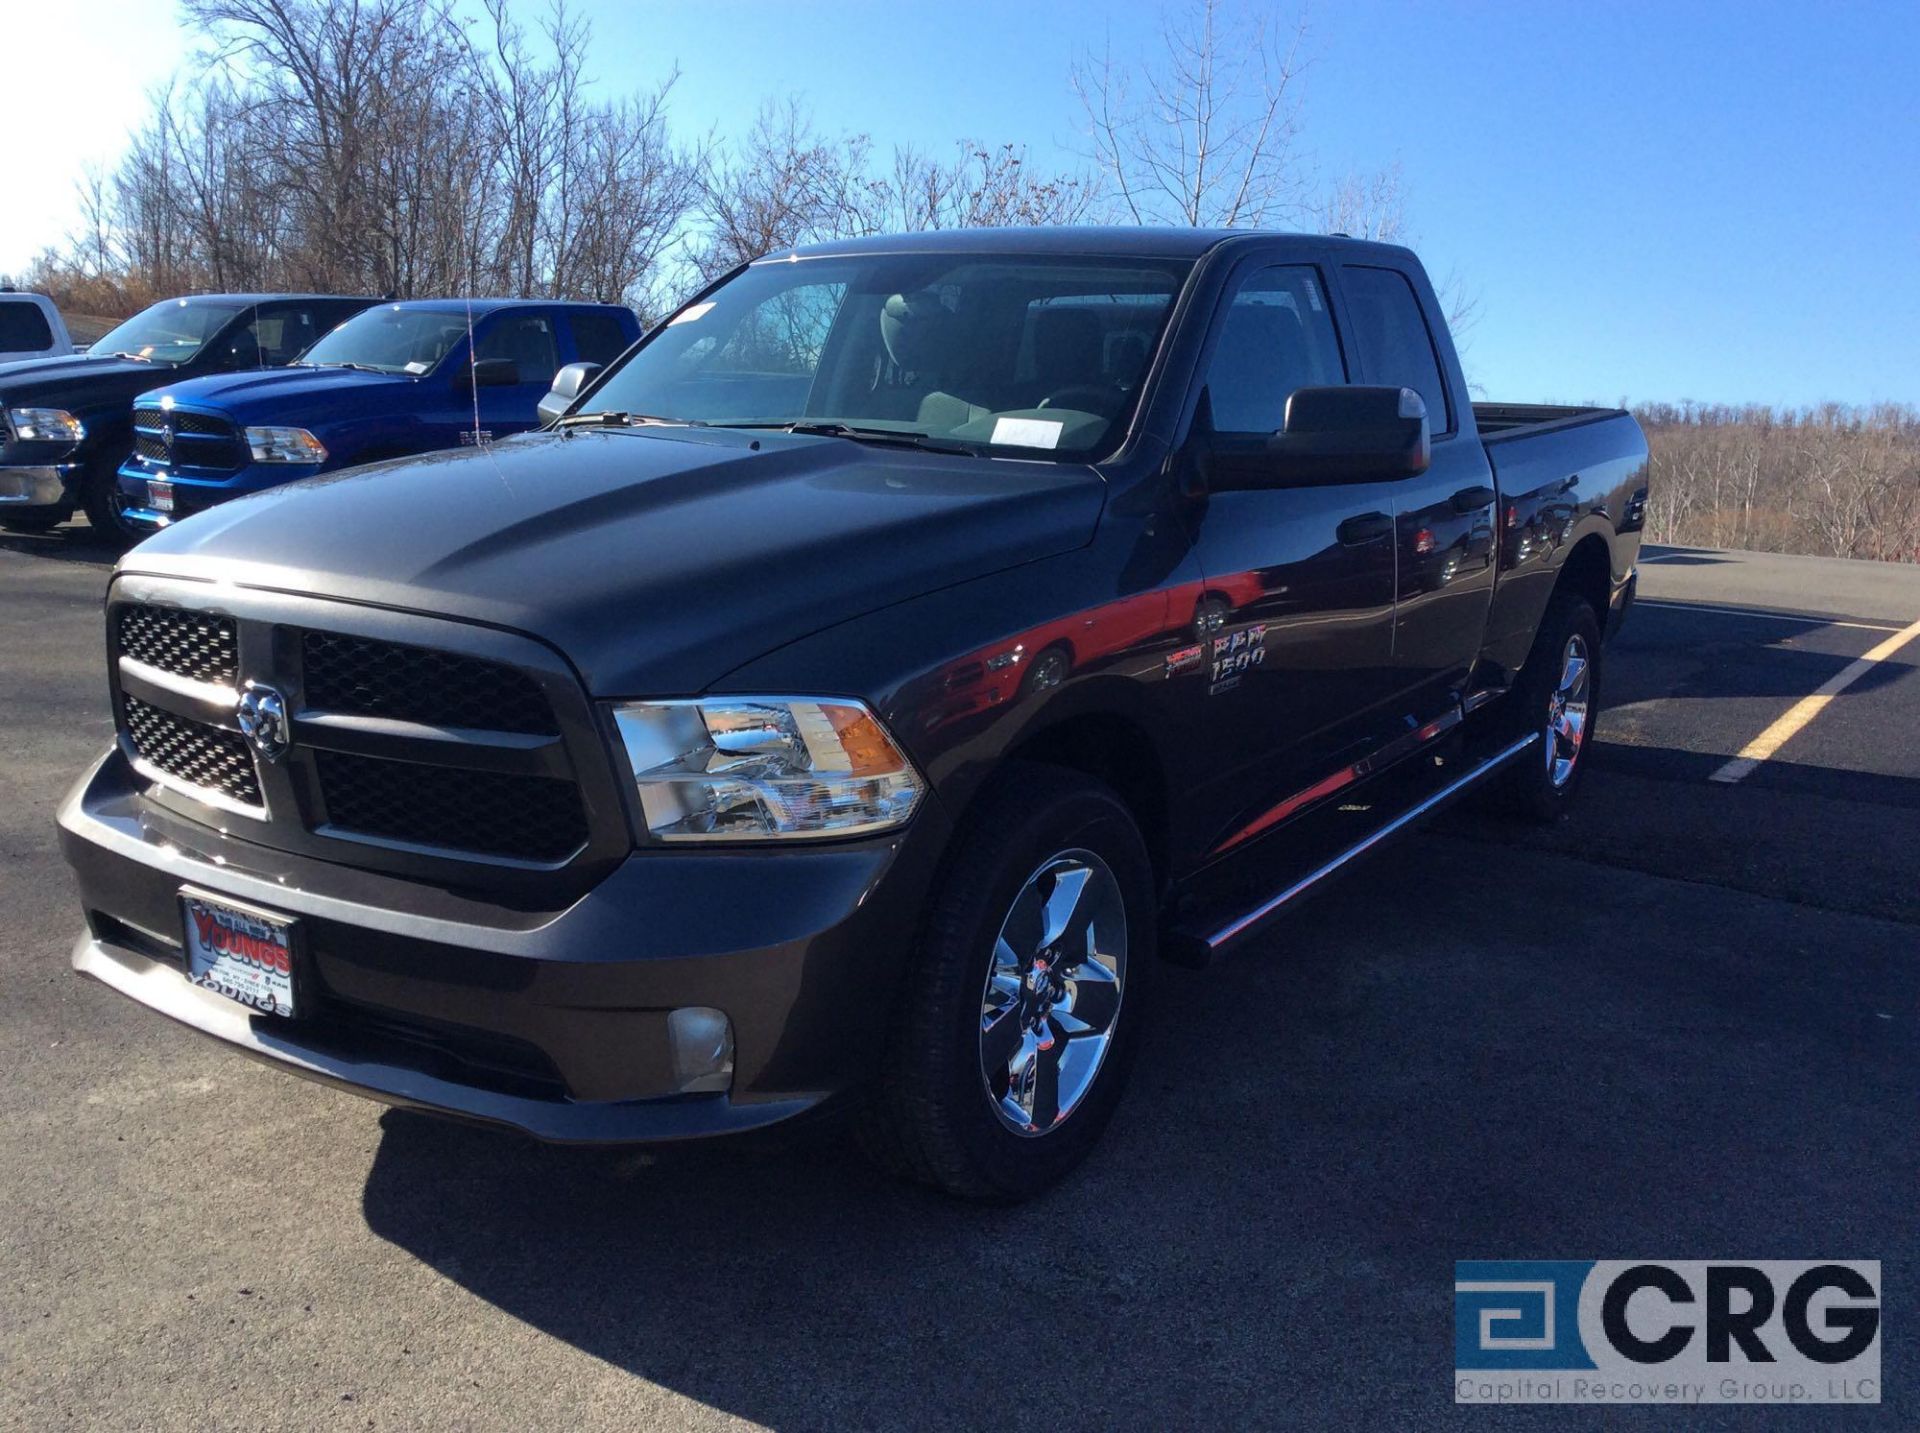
[1634,403,1920,565]
[15,0,1400,326]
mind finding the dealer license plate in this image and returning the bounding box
[148,478,175,513]
[180,891,298,1017]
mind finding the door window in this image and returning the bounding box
[233,303,328,366]
[1200,266,1346,434]
[1340,266,1450,434]
[475,313,560,385]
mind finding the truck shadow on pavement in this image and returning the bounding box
[356,836,1919,1429]
[0,529,116,568]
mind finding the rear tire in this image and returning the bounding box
[1493,590,1602,822]
[858,763,1155,1202]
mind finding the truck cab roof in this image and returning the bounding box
[766,225,1419,265]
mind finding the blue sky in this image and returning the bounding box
[5,0,1916,407]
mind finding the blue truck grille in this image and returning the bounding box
[131,406,245,472]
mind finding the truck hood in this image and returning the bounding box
[0,353,185,405]
[146,365,412,423]
[121,427,1105,695]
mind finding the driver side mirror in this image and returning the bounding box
[1203,385,1431,490]
[537,361,602,426]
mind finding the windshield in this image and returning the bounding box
[90,299,245,364]
[297,305,472,375]
[578,254,1192,459]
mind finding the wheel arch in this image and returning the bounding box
[1553,531,1613,625]
[998,708,1173,894]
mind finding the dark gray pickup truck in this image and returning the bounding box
[59,229,1648,1201]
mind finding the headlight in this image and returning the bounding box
[612,697,925,842]
[7,407,85,443]
[245,425,327,463]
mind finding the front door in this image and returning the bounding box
[1174,259,1402,856]
[472,311,564,438]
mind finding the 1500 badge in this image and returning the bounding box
[1208,624,1268,694]
[1167,624,1271,692]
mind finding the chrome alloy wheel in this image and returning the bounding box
[1545,632,1592,788]
[978,850,1127,1136]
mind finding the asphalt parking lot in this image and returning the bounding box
[2,531,1915,1430]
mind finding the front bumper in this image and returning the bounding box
[59,749,947,1143]
[116,458,321,530]
[0,462,78,511]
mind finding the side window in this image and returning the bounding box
[475,313,561,384]
[0,300,55,351]
[568,310,633,365]
[240,304,328,365]
[1340,266,1450,434]
[1200,265,1345,434]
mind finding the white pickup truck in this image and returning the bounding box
[0,291,76,364]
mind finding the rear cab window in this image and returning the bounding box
[0,299,56,351]
[1339,266,1452,435]
[568,309,634,366]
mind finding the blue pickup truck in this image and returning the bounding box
[115,298,638,532]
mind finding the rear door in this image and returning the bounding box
[565,308,636,368]
[1174,255,1403,853]
[1337,263,1498,716]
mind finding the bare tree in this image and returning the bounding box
[1072,0,1310,227]
[1636,403,1920,563]
[1316,162,1410,242]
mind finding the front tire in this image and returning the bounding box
[1494,590,1601,821]
[79,455,144,550]
[859,763,1155,1202]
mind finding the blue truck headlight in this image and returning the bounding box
[245,425,328,463]
[611,697,926,842]
[7,407,86,443]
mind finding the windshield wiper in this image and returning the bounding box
[102,350,170,364]
[295,361,388,373]
[711,420,973,455]
[555,411,702,429]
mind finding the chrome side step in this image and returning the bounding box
[1165,731,1540,965]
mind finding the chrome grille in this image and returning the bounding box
[123,696,262,807]
[117,605,239,686]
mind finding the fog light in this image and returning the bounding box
[667,1006,734,1094]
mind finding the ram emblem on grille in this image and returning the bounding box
[235,683,291,764]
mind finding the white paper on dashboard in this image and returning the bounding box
[991,416,1064,449]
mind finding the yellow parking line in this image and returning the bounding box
[1709,615,1920,783]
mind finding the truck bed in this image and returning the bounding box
[1472,402,1627,442]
